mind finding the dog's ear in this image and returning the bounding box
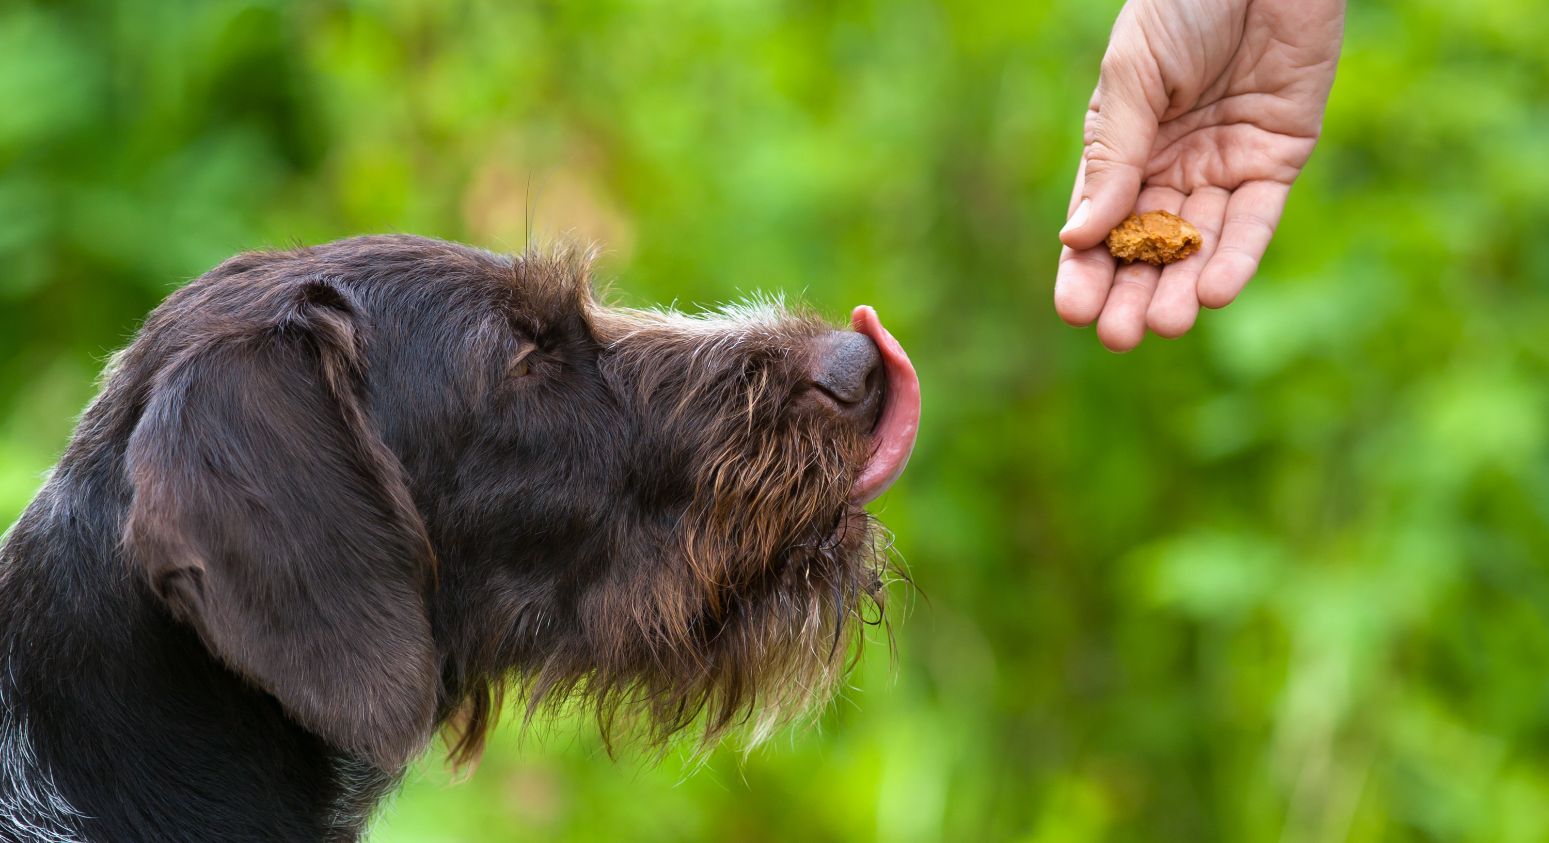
[123,278,438,770]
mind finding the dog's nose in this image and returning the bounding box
[808,331,884,423]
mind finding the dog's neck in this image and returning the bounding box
[0,471,397,842]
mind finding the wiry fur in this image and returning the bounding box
[447,258,890,759]
[437,249,895,761]
[0,236,899,841]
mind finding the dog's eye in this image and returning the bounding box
[510,345,536,378]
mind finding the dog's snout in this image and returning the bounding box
[807,331,884,423]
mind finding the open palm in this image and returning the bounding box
[1054,0,1345,351]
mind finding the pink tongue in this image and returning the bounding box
[849,306,920,504]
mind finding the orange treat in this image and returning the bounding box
[1105,211,1203,265]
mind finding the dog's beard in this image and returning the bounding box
[591,424,888,750]
[530,404,888,757]
[443,447,895,766]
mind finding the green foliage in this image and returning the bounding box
[3,0,1548,840]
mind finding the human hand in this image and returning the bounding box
[1054,0,1345,351]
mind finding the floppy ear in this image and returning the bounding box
[123,279,438,770]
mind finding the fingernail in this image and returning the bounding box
[1061,199,1091,236]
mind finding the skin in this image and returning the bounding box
[1054,0,1346,352]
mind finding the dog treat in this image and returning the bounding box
[1105,210,1202,265]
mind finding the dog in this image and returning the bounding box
[0,235,920,842]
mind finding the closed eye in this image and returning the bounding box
[510,344,536,378]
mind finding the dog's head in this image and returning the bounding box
[109,235,919,770]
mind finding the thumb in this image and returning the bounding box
[1060,56,1159,250]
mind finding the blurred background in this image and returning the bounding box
[3,0,1548,840]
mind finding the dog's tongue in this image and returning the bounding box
[850,305,920,504]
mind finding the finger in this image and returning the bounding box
[1054,243,1117,327]
[1095,186,1183,351]
[1198,181,1291,309]
[1146,187,1229,338]
[1060,52,1162,251]
[1054,150,1116,326]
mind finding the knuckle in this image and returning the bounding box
[1098,50,1130,81]
[1113,276,1154,295]
[1225,213,1276,242]
[1214,243,1264,271]
[1083,112,1099,146]
[1083,140,1122,169]
[1098,48,1149,94]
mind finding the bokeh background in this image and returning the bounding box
[3,0,1548,840]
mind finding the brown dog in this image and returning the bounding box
[0,235,919,842]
